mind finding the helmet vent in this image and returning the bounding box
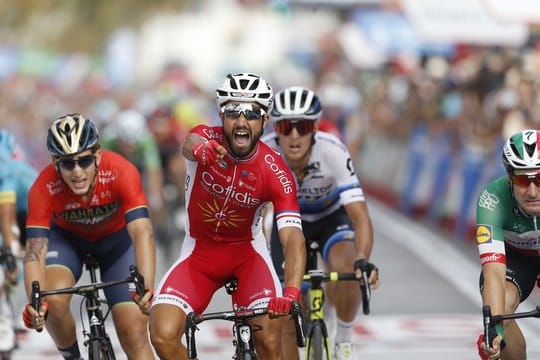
[525,142,536,158]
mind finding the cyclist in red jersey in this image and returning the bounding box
[22,114,156,360]
[149,73,307,360]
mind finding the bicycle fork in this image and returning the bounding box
[233,322,256,357]
[306,286,331,360]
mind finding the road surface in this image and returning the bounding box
[10,198,540,359]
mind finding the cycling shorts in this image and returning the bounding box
[153,235,282,314]
[270,206,354,277]
[46,224,134,306]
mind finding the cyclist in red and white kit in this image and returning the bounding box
[149,73,307,360]
[22,114,156,360]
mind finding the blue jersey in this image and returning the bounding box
[0,159,38,213]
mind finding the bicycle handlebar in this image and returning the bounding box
[30,264,145,332]
[480,304,540,350]
[302,270,371,315]
[185,300,306,359]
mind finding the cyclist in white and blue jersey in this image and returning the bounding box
[262,86,379,360]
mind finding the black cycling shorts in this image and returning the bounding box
[270,206,354,278]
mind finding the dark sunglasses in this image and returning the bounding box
[221,103,265,120]
[58,155,96,171]
[275,119,315,136]
[510,173,540,188]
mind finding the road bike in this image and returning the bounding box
[301,269,371,360]
[0,247,17,360]
[185,278,306,360]
[31,253,146,360]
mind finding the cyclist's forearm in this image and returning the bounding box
[354,225,373,261]
[282,229,306,289]
[346,201,374,260]
[130,220,156,290]
[481,263,506,315]
[23,236,48,299]
[181,134,202,160]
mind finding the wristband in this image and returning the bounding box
[495,322,505,342]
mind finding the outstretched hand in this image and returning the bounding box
[192,139,227,166]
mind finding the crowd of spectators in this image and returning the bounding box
[1,5,539,252]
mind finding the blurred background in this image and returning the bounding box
[3,0,540,358]
[0,0,540,253]
[2,0,540,250]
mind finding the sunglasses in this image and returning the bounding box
[221,103,265,120]
[275,119,315,136]
[58,155,96,171]
[510,173,540,188]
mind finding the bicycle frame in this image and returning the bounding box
[185,279,305,359]
[302,269,368,360]
[305,274,331,360]
[31,254,145,360]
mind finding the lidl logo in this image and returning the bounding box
[476,225,492,244]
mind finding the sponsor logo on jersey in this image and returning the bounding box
[47,179,64,195]
[98,169,117,184]
[248,288,274,302]
[217,159,228,169]
[264,154,293,194]
[60,202,120,224]
[476,225,492,244]
[478,190,499,211]
[201,171,260,207]
[298,184,333,200]
[201,127,225,142]
[198,200,248,227]
[480,252,505,265]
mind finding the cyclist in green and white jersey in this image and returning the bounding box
[477,129,540,360]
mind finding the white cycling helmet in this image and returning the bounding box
[114,110,149,144]
[216,73,273,110]
[271,86,322,122]
[502,129,540,174]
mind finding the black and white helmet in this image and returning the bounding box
[271,86,322,122]
[216,73,273,110]
[47,114,100,157]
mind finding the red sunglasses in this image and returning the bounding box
[510,173,540,188]
[275,119,315,136]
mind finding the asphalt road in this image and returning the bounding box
[10,198,540,359]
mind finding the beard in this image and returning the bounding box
[225,126,264,158]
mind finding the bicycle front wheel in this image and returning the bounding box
[88,339,116,360]
[241,352,256,360]
[306,322,330,360]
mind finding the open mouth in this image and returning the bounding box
[71,178,87,190]
[234,130,250,147]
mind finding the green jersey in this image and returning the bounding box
[476,176,540,266]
